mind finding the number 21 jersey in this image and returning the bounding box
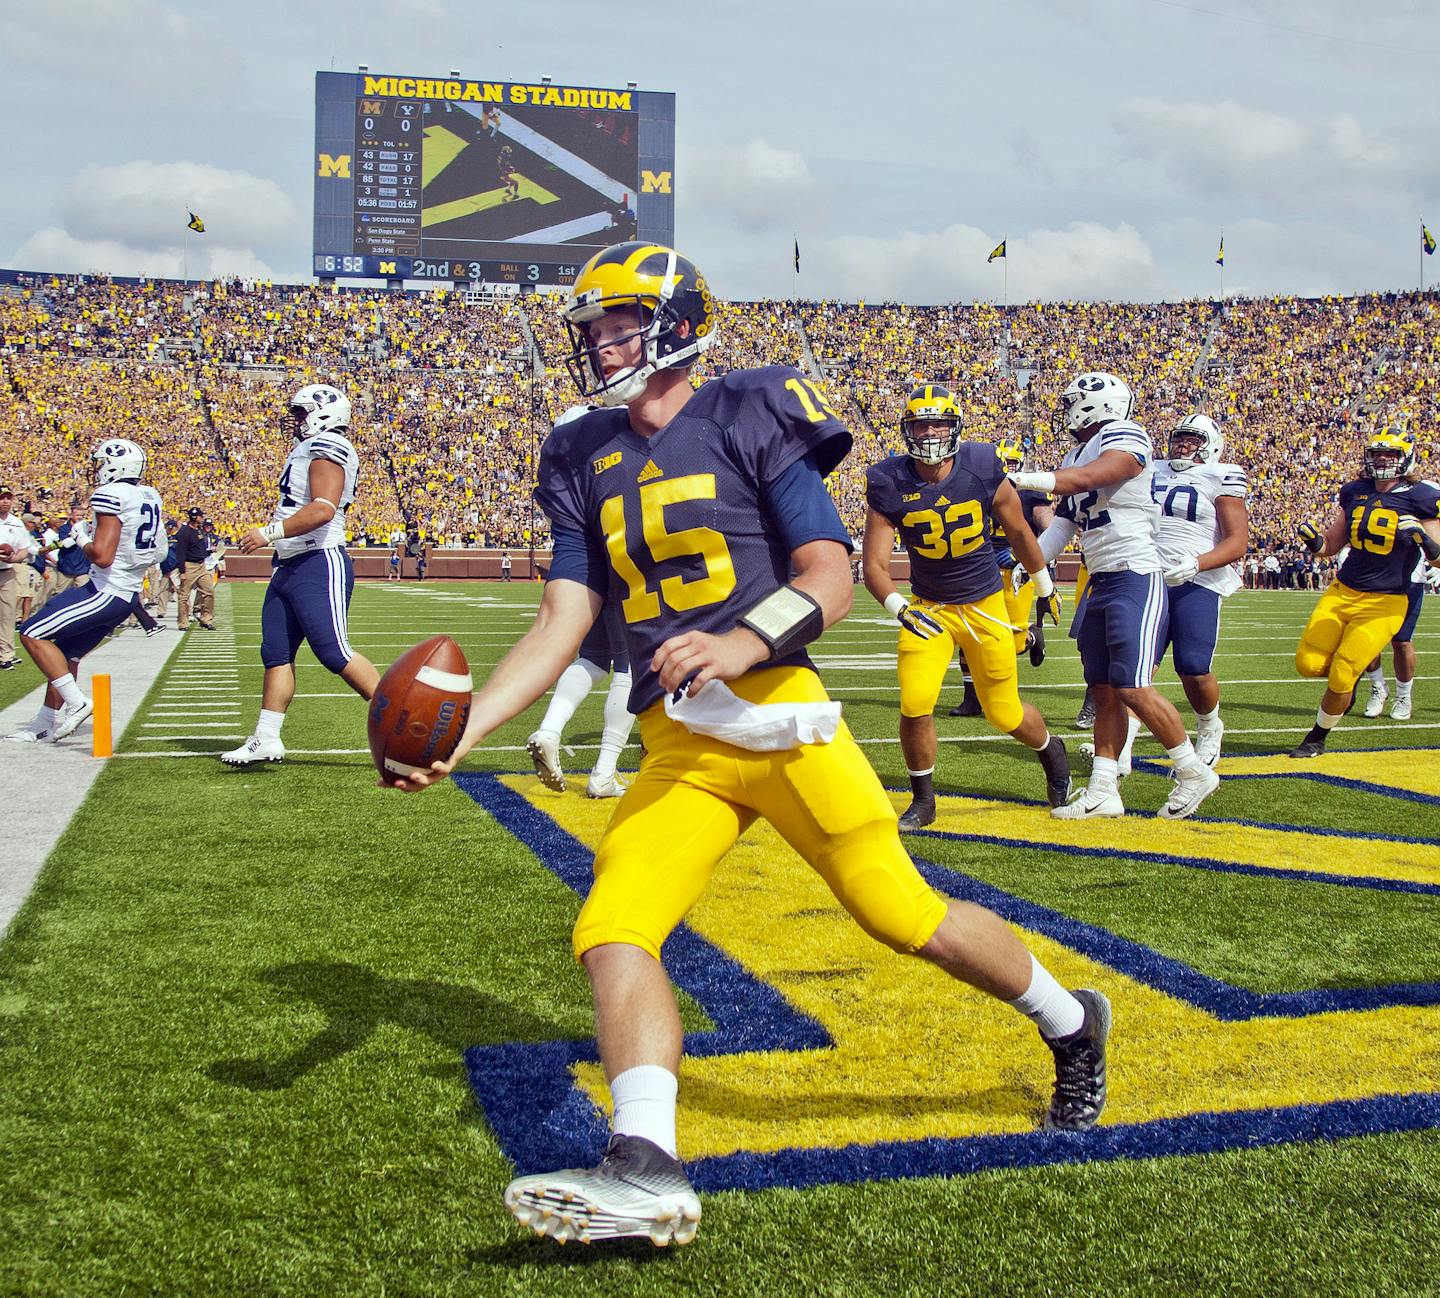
[536,366,852,714]
[87,480,165,596]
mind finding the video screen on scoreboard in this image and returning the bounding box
[313,73,676,284]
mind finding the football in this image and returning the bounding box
[368,635,473,784]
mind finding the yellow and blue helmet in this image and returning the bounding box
[561,241,717,406]
[900,383,963,464]
[997,436,1025,472]
[1364,428,1415,483]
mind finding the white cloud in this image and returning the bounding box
[0,0,245,103]
[1113,99,1417,207]
[681,139,823,233]
[13,227,275,281]
[709,220,1158,304]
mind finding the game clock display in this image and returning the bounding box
[313,71,675,285]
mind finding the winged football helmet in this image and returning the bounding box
[900,384,963,465]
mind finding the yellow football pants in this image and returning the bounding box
[1294,580,1407,694]
[573,666,949,963]
[897,588,1025,731]
[1000,567,1037,654]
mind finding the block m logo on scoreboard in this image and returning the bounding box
[317,154,351,178]
[641,170,672,194]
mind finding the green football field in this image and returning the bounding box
[3,580,1438,1297]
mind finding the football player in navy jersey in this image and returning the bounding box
[386,243,1111,1246]
[993,436,1059,666]
[864,386,1071,826]
[1290,429,1440,756]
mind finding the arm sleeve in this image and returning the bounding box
[1218,467,1249,499]
[737,369,853,485]
[534,433,588,533]
[1037,516,1080,565]
[306,439,353,469]
[88,490,124,517]
[545,525,608,596]
[761,454,854,554]
[1097,425,1151,468]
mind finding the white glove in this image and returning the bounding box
[59,534,79,549]
[74,523,92,547]
[1164,558,1200,587]
[1009,565,1030,596]
[1008,470,1056,494]
[883,591,945,640]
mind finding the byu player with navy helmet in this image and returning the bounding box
[1149,413,1250,767]
[8,439,165,742]
[1011,372,1222,819]
[385,242,1112,1245]
[221,384,380,765]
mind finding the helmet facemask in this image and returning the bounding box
[1364,432,1414,484]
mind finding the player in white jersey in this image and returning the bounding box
[8,440,165,742]
[1149,414,1249,766]
[222,384,380,766]
[1009,373,1221,820]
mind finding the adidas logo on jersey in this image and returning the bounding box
[637,459,664,483]
[935,495,951,507]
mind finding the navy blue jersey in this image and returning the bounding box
[1337,478,1440,593]
[536,366,852,713]
[990,487,1051,569]
[866,444,1005,604]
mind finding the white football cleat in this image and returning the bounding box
[5,720,54,744]
[220,735,286,766]
[586,771,628,799]
[1158,765,1221,820]
[1362,683,1389,718]
[1078,742,1095,761]
[504,1135,701,1247]
[1195,718,1225,768]
[1390,695,1413,721]
[526,730,566,792]
[52,698,94,740]
[1051,785,1125,819]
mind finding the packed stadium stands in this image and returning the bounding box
[1,269,1434,562]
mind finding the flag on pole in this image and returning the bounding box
[1424,223,1436,256]
[187,212,206,234]
[987,239,1007,263]
[793,237,800,273]
[1215,236,1224,266]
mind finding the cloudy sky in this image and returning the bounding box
[3,0,1437,302]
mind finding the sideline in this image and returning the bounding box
[0,623,188,938]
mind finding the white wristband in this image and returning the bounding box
[1032,567,1055,598]
[883,591,909,618]
[260,521,285,544]
[1011,471,1056,493]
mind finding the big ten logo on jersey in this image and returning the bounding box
[461,769,1440,1190]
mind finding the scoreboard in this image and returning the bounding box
[313,72,676,285]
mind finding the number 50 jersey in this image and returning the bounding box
[536,366,852,715]
[1151,460,1248,597]
[271,433,359,559]
[86,480,165,596]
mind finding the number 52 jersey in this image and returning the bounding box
[535,366,852,715]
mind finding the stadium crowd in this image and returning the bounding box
[1,272,1434,559]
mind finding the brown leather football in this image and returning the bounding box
[369,635,472,784]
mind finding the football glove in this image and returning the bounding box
[1164,557,1200,587]
[883,591,945,640]
[1037,589,1062,625]
[1398,515,1440,561]
[1297,521,1323,554]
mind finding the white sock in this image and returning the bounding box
[37,705,58,727]
[1023,728,1051,753]
[609,1064,678,1157]
[1317,707,1344,730]
[1117,713,1142,767]
[539,659,606,735]
[907,765,935,778]
[1167,738,1203,775]
[257,709,286,741]
[1196,706,1220,730]
[1007,954,1086,1040]
[1090,756,1119,793]
[592,669,634,779]
[1364,665,1386,687]
[1396,679,1413,701]
[53,673,84,707]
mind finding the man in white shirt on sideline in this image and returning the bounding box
[0,487,33,670]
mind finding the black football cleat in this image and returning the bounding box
[1038,735,1072,808]
[1044,988,1111,1132]
[1073,687,1097,730]
[1288,725,1328,759]
[947,682,983,718]
[1029,622,1046,667]
[898,799,937,831]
